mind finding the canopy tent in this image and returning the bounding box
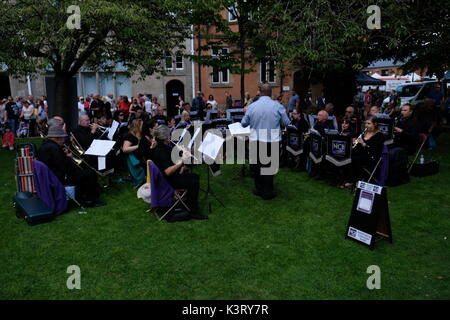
[356,72,386,85]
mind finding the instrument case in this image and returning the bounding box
[13,192,55,226]
[410,160,439,177]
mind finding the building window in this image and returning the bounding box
[381,69,389,76]
[228,4,238,22]
[175,54,183,70]
[212,67,229,84]
[165,52,173,70]
[260,59,276,83]
[211,48,229,84]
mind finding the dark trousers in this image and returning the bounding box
[67,168,100,202]
[168,173,200,214]
[251,141,276,198]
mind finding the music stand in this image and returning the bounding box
[325,132,352,167]
[197,132,226,213]
[375,113,394,145]
[227,108,245,123]
[228,122,251,179]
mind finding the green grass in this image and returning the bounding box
[0,134,449,300]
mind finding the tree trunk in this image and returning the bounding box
[54,73,76,131]
[240,46,246,106]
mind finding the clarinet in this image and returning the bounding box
[352,128,367,149]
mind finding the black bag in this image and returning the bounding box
[410,160,439,177]
[165,208,191,223]
[13,192,55,226]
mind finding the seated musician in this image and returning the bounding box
[140,119,158,162]
[37,125,102,207]
[152,106,168,125]
[392,103,420,155]
[290,108,309,133]
[341,115,385,188]
[176,111,191,129]
[313,110,333,135]
[72,114,102,150]
[152,125,208,220]
[368,105,380,118]
[122,119,145,167]
[340,118,356,138]
[343,106,361,135]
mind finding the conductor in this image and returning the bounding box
[241,84,290,200]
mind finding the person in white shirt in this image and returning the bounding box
[77,97,86,119]
[206,95,218,110]
[144,96,153,114]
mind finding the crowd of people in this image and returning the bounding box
[3,80,449,221]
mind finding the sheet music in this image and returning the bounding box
[98,156,106,170]
[198,132,225,160]
[107,120,119,140]
[228,122,251,136]
[85,139,116,156]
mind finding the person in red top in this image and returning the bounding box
[118,96,131,119]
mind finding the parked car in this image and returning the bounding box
[396,80,438,106]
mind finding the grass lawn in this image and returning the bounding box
[0,133,449,300]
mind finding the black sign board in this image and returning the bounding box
[345,181,393,250]
[286,125,303,156]
[309,130,323,164]
[375,113,394,145]
[325,134,352,167]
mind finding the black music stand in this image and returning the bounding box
[375,113,394,145]
[197,132,226,213]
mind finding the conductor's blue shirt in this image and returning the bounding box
[241,96,290,142]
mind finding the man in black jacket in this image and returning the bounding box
[392,104,420,155]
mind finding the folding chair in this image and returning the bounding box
[408,133,428,174]
[147,160,190,221]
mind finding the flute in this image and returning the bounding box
[352,128,367,149]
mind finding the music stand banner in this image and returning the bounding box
[325,134,352,166]
[375,114,394,145]
[345,181,393,250]
[286,125,303,156]
[309,132,323,164]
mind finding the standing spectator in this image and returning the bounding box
[192,91,205,119]
[36,100,47,136]
[144,96,153,115]
[427,84,444,107]
[118,96,131,118]
[90,94,105,121]
[0,99,6,129]
[287,90,299,112]
[206,94,218,110]
[5,97,19,135]
[20,101,35,136]
[363,89,372,118]
[225,91,233,109]
[175,96,185,115]
[106,93,116,114]
[78,97,86,119]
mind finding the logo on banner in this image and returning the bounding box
[379,123,389,136]
[332,140,346,157]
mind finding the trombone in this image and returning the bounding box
[65,133,103,176]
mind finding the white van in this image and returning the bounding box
[395,81,438,106]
